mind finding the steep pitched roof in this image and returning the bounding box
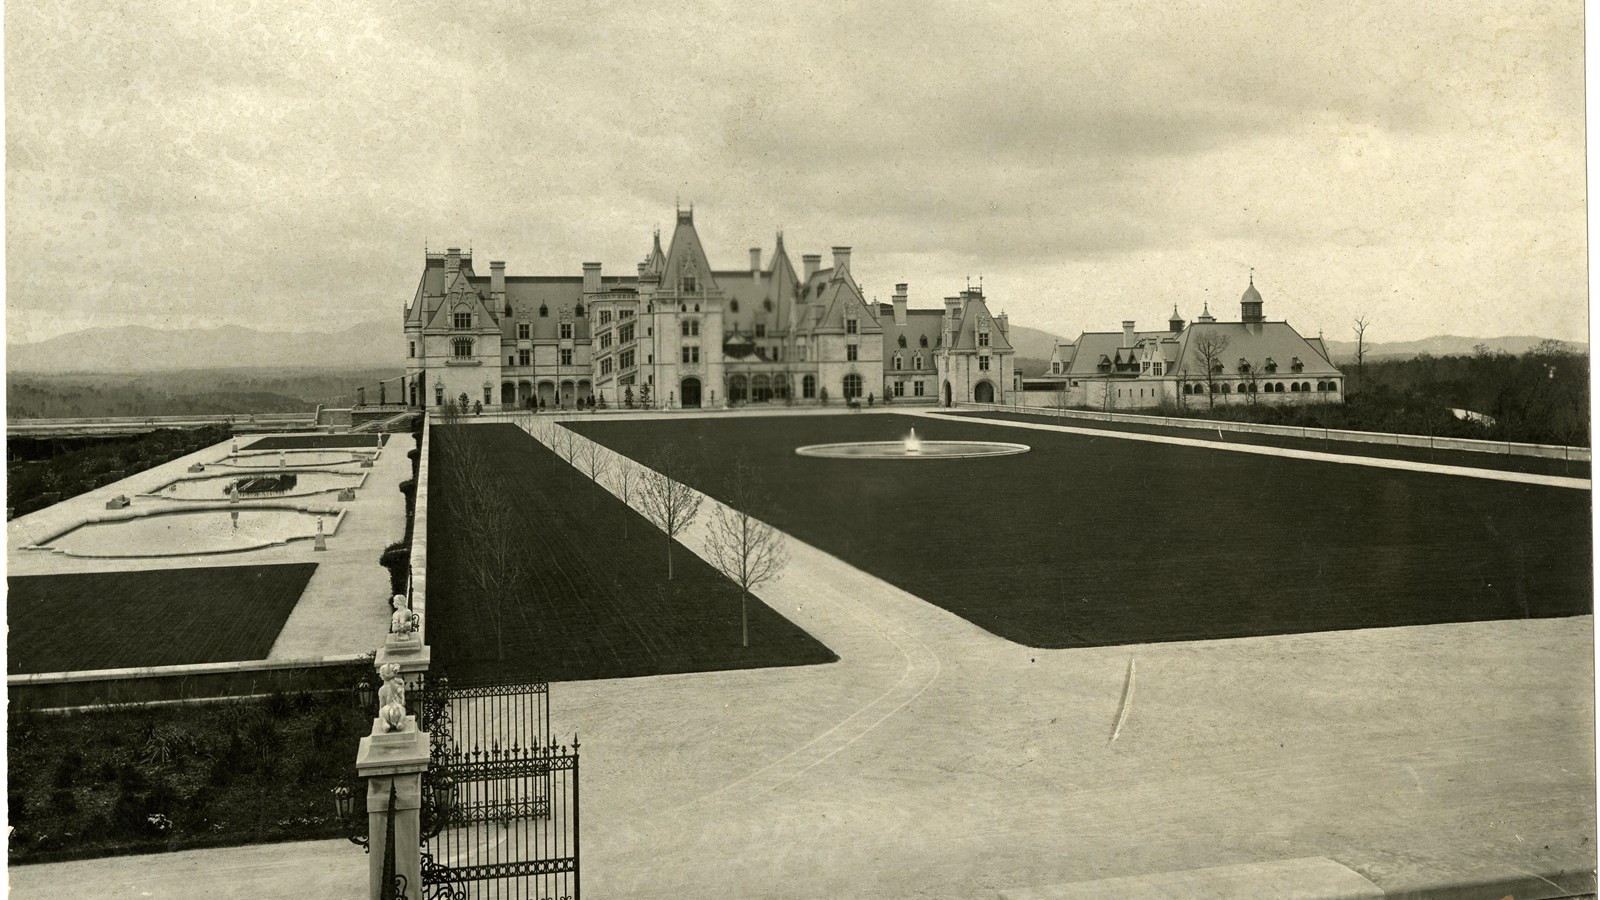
[810,274,881,333]
[948,294,1014,352]
[1172,321,1341,379]
[661,211,719,294]
[878,306,945,358]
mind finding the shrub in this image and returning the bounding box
[379,542,410,595]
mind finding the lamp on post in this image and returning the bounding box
[332,785,369,852]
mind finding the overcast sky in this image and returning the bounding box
[5,0,1587,347]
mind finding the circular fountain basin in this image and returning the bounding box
[151,470,366,501]
[795,441,1030,459]
[34,507,336,558]
[214,450,371,468]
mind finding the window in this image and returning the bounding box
[620,349,635,369]
[893,380,905,397]
[435,384,444,405]
[914,380,925,397]
[802,375,816,398]
[680,346,700,363]
[574,302,585,317]
[847,345,858,361]
[509,356,514,366]
[1152,362,1164,376]
[914,353,923,369]
[518,323,530,340]
[619,309,634,319]
[1141,360,1150,373]
[755,324,766,338]
[619,323,635,343]
[600,358,613,375]
[1291,357,1304,373]
[408,341,415,358]
[898,335,907,349]
[979,355,990,371]
[846,318,858,335]
[1290,382,1301,392]
[599,310,612,324]
[1328,380,1339,392]
[539,304,548,317]
[730,300,740,313]
[919,335,928,348]
[893,354,902,370]
[560,323,573,340]
[452,339,473,358]
[454,311,472,329]
[1264,358,1277,373]
[843,374,863,399]
[1051,362,1060,374]
[1221,384,1231,394]
[978,331,990,347]
[681,276,697,292]
[600,333,612,350]
[680,321,690,336]
[763,299,773,312]
[518,349,531,366]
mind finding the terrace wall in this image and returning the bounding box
[971,400,1590,462]
[409,413,431,643]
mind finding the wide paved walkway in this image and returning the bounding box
[13,414,1593,899]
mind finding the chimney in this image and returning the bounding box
[490,260,506,300]
[582,262,601,295]
[637,262,647,279]
[803,254,821,279]
[750,247,762,275]
[446,247,461,274]
[893,283,908,326]
[831,246,851,275]
[944,295,962,318]
[1122,320,1136,348]
[997,311,1009,335]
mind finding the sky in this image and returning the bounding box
[4,0,1588,347]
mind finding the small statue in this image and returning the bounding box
[390,594,416,637]
[376,662,406,731]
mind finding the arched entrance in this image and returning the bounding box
[752,373,771,403]
[681,377,702,409]
[943,381,953,407]
[560,380,576,407]
[518,381,534,407]
[729,374,748,404]
[577,380,593,403]
[501,382,515,405]
[974,380,995,404]
[537,381,556,407]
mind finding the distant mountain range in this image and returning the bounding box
[3,321,1582,375]
[7,321,397,373]
[1319,334,1586,362]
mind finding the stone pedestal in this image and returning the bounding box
[356,717,430,900]
[376,636,431,693]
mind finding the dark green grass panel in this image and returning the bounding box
[571,414,1593,649]
[244,434,382,450]
[425,424,836,683]
[943,409,1590,478]
[6,564,316,674]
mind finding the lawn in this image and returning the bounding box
[942,409,1590,478]
[8,671,374,864]
[244,434,383,450]
[570,413,1593,648]
[6,564,316,674]
[425,424,837,683]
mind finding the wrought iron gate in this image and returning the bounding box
[414,676,579,900]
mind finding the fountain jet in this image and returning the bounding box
[904,428,923,455]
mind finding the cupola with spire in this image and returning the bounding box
[1169,305,1186,332]
[1241,270,1264,324]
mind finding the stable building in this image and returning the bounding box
[1026,277,1344,411]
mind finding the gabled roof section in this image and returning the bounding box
[811,275,881,333]
[1171,321,1342,379]
[948,293,1014,352]
[661,209,719,294]
[422,260,496,331]
[879,306,945,356]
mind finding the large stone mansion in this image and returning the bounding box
[403,207,1016,411]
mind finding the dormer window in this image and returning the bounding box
[730,300,740,313]
[453,311,472,329]
[846,317,858,335]
[914,353,923,368]
[1051,362,1061,374]
[539,304,549,318]
[763,299,773,312]
[919,335,929,348]
[575,302,585,317]
[1265,358,1278,373]
[893,354,903,370]
[518,323,530,340]
[978,331,990,347]
[898,335,907,349]
[560,323,573,340]
[1152,362,1164,376]
[1291,357,1304,373]
[755,324,766,338]
[1237,358,1250,373]
[681,276,697,292]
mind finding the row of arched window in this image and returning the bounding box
[1182,381,1339,394]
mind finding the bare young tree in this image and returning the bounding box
[439,436,527,661]
[579,439,612,483]
[1353,315,1371,394]
[614,462,638,539]
[704,458,788,648]
[637,443,705,580]
[553,425,579,464]
[1190,331,1232,409]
